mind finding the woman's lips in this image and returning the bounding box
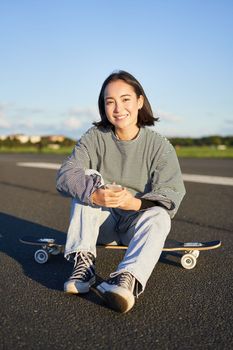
[114,114,128,120]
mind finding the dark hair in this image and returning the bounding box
[93,70,159,128]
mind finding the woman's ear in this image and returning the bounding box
[138,95,144,109]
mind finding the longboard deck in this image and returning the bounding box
[19,236,221,251]
[19,236,65,247]
[19,236,221,269]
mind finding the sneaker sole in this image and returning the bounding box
[104,291,135,313]
[64,276,96,294]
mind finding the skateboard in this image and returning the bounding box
[19,236,66,264]
[19,236,221,269]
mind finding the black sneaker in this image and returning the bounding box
[96,272,136,313]
[64,251,95,294]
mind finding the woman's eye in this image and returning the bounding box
[123,98,130,102]
[106,101,114,105]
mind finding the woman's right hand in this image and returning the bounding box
[91,187,127,208]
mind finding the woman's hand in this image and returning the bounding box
[116,189,141,210]
[91,187,141,211]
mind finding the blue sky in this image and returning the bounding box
[0,0,232,139]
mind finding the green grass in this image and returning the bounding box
[0,146,73,155]
[1,145,233,158]
[175,146,233,158]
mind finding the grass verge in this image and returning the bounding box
[0,146,233,158]
[175,146,233,158]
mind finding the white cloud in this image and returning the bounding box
[0,101,100,137]
[61,106,99,131]
[0,115,11,128]
[18,119,36,129]
[0,106,11,128]
[15,107,45,114]
[67,107,98,119]
[63,117,82,130]
[156,110,183,123]
[225,119,233,125]
[66,107,99,123]
[0,102,48,132]
[0,102,14,111]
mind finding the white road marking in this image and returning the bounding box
[17,162,233,186]
[17,162,60,170]
[182,174,233,186]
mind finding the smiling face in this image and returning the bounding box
[104,79,144,136]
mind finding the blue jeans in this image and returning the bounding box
[65,199,170,294]
[65,170,171,294]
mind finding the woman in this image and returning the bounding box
[56,70,186,313]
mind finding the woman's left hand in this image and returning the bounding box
[117,189,141,211]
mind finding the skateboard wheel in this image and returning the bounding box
[181,254,197,270]
[34,249,49,264]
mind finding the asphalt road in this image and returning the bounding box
[0,154,232,349]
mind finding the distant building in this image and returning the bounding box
[15,135,30,143]
[30,136,41,144]
[0,135,7,141]
[1,134,67,145]
[9,134,42,144]
[45,135,65,143]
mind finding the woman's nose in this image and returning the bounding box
[114,102,123,113]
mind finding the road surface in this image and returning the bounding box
[0,154,232,349]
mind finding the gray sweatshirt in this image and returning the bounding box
[56,126,186,218]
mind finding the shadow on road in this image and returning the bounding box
[0,212,182,311]
[0,212,109,309]
[0,212,69,289]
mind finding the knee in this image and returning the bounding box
[146,206,171,235]
[156,207,171,234]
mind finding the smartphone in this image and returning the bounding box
[105,184,123,192]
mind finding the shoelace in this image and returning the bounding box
[71,252,94,281]
[118,272,134,290]
[109,272,134,291]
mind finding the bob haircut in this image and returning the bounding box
[93,70,159,128]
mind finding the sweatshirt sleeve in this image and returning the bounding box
[56,131,102,205]
[141,142,186,218]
